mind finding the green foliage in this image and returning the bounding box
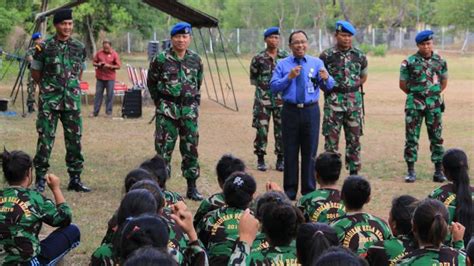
[434,0,474,29]
[358,43,372,54]
[373,44,387,57]
[0,7,20,45]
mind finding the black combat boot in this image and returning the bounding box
[257,155,267,172]
[67,174,91,192]
[405,162,416,183]
[276,155,284,172]
[186,180,203,201]
[35,175,46,193]
[27,105,35,113]
[433,162,447,183]
[349,169,358,175]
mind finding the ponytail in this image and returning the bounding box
[1,149,33,184]
[413,199,449,247]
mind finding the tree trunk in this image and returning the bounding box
[85,15,97,58]
[339,0,350,21]
[386,6,405,48]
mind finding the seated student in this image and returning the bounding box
[197,172,256,265]
[0,149,80,265]
[467,238,474,266]
[194,154,246,227]
[330,176,392,255]
[297,152,345,223]
[124,247,176,266]
[365,195,419,266]
[429,148,473,245]
[228,199,304,265]
[315,246,367,266]
[396,199,467,265]
[296,223,339,266]
[140,154,184,206]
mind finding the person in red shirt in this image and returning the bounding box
[91,40,121,117]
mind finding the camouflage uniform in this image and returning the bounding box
[196,206,243,265]
[400,52,447,164]
[30,35,86,180]
[26,46,38,111]
[0,187,72,264]
[330,212,392,255]
[193,192,225,228]
[320,47,368,172]
[366,234,418,266]
[250,49,289,157]
[147,48,203,182]
[164,190,185,207]
[228,240,298,266]
[396,246,466,265]
[296,188,346,223]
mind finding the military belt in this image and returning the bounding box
[331,86,360,93]
[284,101,317,109]
[411,91,440,98]
[157,92,198,105]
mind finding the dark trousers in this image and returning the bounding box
[93,79,115,115]
[281,103,320,200]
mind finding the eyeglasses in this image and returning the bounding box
[291,40,307,46]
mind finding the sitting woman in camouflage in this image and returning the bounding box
[0,149,80,265]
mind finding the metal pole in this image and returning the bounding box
[199,29,219,100]
[441,27,445,50]
[127,32,131,54]
[372,28,375,47]
[236,28,240,54]
[319,28,322,52]
[153,31,156,41]
[217,26,238,111]
[209,27,226,105]
[399,27,403,49]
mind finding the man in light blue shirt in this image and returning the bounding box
[270,30,335,200]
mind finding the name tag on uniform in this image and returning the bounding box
[307,81,315,94]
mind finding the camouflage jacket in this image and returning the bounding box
[296,188,346,223]
[400,52,447,111]
[31,35,86,111]
[197,206,244,265]
[0,187,72,265]
[330,212,393,255]
[320,46,368,112]
[395,246,466,265]
[147,48,203,120]
[164,190,185,208]
[366,234,418,266]
[250,49,289,107]
[429,183,474,225]
[228,240,298,266]
[193,192,225,228]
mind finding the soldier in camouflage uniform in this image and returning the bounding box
[400,30,448,183]
[320,21,368,175]
[25,32,43,113]
[250,27,289,171]
[31,9,90,192]
[396,246,466,265]
[147,22,204,201]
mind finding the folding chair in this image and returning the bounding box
[79,81,89,105]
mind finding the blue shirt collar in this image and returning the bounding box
[291,55,308,63]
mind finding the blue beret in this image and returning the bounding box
[415,30,434,44]
[336,20,356,35]
[170,22,192,37]
[32,32,42,40]
[264,27,280,38]
[53,9,72,24]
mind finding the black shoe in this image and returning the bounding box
[35,176,46,192]
[186,187,203,201]
[276,156,284,172]
[67,175,91,192]
[405,162,416,183]
[27,105,35,113]
[257,155,267,172]
[349,170,358,175]
[433,163,447,183]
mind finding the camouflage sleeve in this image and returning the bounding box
[428,187,442,199]
[319,51,328,69]
[30,43,45,71]
[360,54,368,76]
[38,194,72,227]
[440,58,448,80]
[147,55,162,101]
[184,240,209,266]
[90,243,115,266]
[198,57,204,90]
[400,59,409,81]
[196,215,211,247]
[453,240,464,250]
[295,197,311,222]
[193,199,212,228]
[249,56,259,86]
[227,240,250,266]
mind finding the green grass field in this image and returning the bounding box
[0,52,473,264]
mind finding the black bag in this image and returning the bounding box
[122,89,142,118]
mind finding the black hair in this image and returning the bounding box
[412,199,449,247]
[124,247,176,266]
[216,154,246,187]
[341,175,371,210]
[390,195,418,236]
[130,180,165,212]
[124,168,155,193]
[442,148,473,244]
[1,149,32,184]
[116,189,158,227]
[467,238,474,264]
[223,171,256,209]
[140,155,168,189]
[261,201,304,246]
[120,214,170,261]
[288,30,308,45]
[297,223,339,266]
[315,247,367,266]
[315,152,342,184]
[254,190,291,221]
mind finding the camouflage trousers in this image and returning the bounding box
[404,108,444,163]
[252,101,283,156]
[155,113,199,181]
[34,106,84,179]
[323,108,362,172]
[26,70,36,108]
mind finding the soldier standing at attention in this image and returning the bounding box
[400,30,447,183]
[147,22,204,201]
[25,32,44,113]
[31,9,90,192]
[320,20,368,175]
[250,27,289,172]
